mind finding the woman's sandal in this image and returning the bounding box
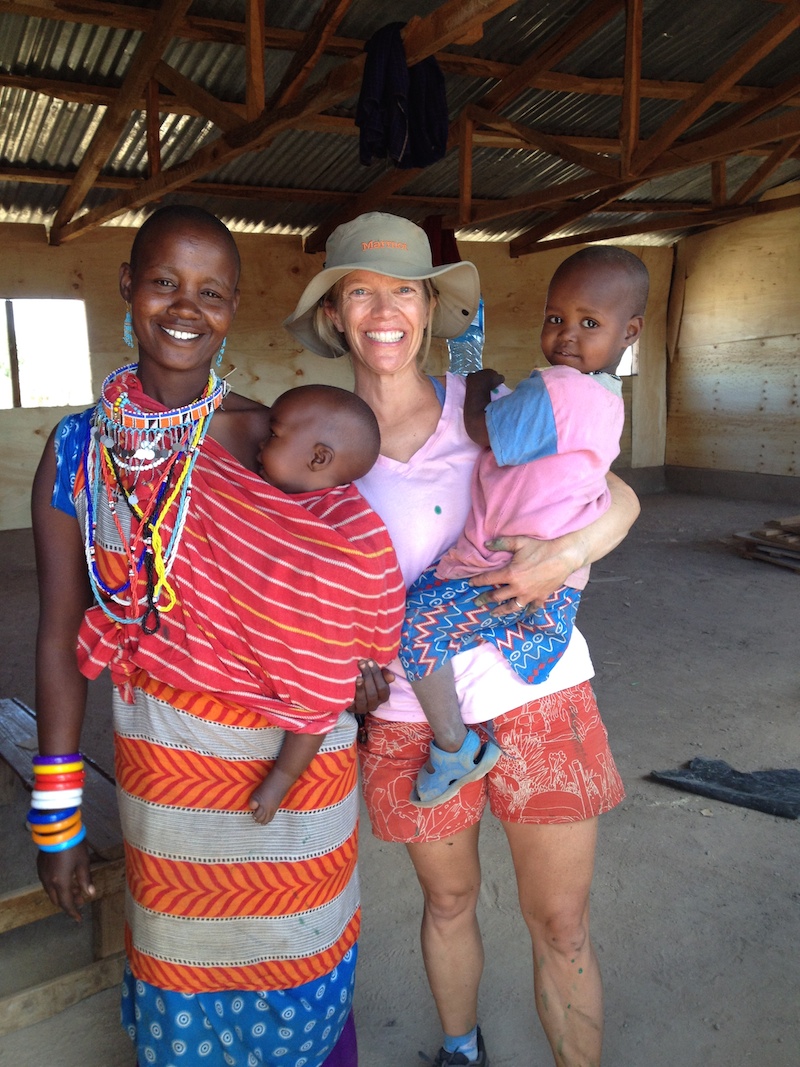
[410,729,502,808]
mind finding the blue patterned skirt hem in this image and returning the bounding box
[120,945,357,1067]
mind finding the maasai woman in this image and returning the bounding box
[31,205,402,1067]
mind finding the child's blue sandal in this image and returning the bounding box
[411,729,502,808]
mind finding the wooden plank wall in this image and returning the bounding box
[0,223,671,530]
[667,184,800,478]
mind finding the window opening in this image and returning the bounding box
[0,299,92,408]
[617,339,639,377]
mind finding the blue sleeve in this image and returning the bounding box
[51,408,93,518]
[484,371,558,467]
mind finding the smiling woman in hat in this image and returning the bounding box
[285,212,638,1067]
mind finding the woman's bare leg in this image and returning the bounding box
[406,822,483,1036]
[503,818,603,1067]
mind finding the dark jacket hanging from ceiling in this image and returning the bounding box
[356,22,449,170]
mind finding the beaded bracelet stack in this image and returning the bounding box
[27,753,87,852]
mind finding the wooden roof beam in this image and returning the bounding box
[631,0,800,174]
[515,189,800,254]
[655,102,800,167]
[304,0,626,253]
[481,0,625,112]
[466,105,619,177]
[683,69,800,143]
[711,160,727,207]
[145,78,161,179]
[5,71,798,161]
[49,0,194,241]
[0,165,497,211]
[620,0,643,176]
[4,65,798,116]
[50,0,518,244]
[449,107,800,232]
[446,172,641,229]
[153,61,245,134]
[509,180,646,255]
[728,134,800,204]
[245,0,266,122]
[267,0,353,110]
[458,111,475,226]
[9,3,800,107]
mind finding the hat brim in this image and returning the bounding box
[283,259,481,359]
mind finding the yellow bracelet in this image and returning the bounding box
[33,760,84,775]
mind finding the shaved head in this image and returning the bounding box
[551,246,649,317]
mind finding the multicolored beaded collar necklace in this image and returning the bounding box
[84,363,229,633]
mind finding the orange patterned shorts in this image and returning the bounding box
[359,681,625,843]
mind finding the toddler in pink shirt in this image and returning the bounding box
[400,246,649,806]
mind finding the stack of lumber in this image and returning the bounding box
[732,514,800,573]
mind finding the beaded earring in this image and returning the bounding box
[215,337,227,368]
[123,304,135,348]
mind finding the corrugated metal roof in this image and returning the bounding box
[1,0,799,248]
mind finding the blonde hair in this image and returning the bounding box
[315,277,438,368]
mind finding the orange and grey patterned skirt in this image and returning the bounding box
[113,671,360,994]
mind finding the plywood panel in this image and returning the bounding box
[666,411,799,476]
[679,205,800,350]
[670,336,800,416]
[667,190,800,482]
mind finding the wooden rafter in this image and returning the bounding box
[519,189,800,254]
[458,110,475,227]
[50,0,194,238]
[729,135,800,205]
[656,104,800,167]
[245,0,266,121]
[711,160,727,207]
[0,165,499,212]
[4,0,800,254]
[304,0,627,253]
[465,105,619,178]
[5,60,798,115]
[620,0,642,176]
[689,69,800,143]
[48,0,516,245]
[152,61,244,134]
[631,0,800,174]
[267,0,353,110]
[481,0,625,112]
[5,2,800,107]
[452,101,800,245]
[7,64,799,159]
[509,180,646,255]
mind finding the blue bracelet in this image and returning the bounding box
[26,806,79,826]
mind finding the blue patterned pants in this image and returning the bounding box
[400,565,581,685]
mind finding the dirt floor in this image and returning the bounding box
[1,489,798,1067]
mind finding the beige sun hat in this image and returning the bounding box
[283,212,481,358]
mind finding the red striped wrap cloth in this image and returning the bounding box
[76,435,405,733]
